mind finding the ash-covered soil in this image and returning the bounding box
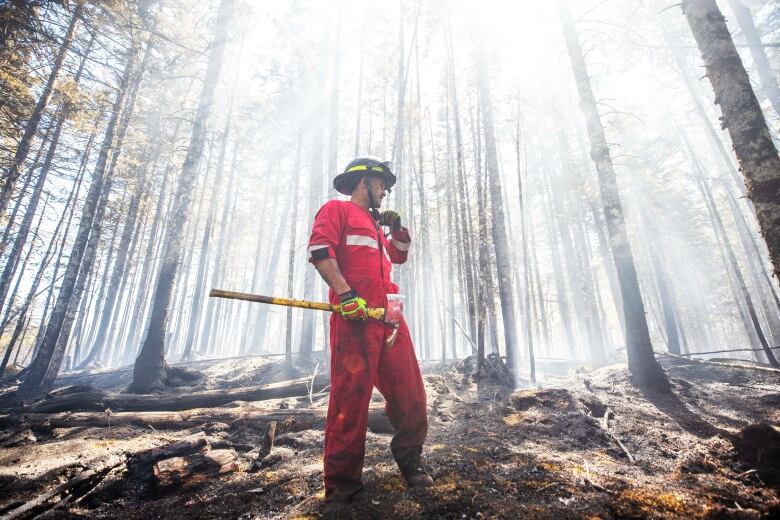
[0,356,778,519]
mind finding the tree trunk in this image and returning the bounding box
[0,121,53,260]
[121,169,170,363]
[681,0,780,280]
[515,113,536,383]
[197,123,238,357]
[18,39,140,396]
[181,160,222,360]
[0,2,83,221]
[285,129,304,366]
[0,27,95,329]
[446,22,478,344]
[696,175,779,366]
[130,0,233,393]
[558,0,668,388]
[298,23,330,359]
[79,147,154,368]
[726,0,780,118]
[474,27,519,373]
[541,173,577,357]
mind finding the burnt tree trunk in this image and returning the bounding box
[682,0,780,280]
[130,0,233,393]
[558,0,668,388]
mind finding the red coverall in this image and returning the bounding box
[308,200,428,500]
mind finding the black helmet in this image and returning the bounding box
[333,157,396,196]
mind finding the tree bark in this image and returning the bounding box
[558,0,668,388]
[681,0,780,280]
[130,0,234,393]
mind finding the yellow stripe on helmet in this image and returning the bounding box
[345,165,385,174]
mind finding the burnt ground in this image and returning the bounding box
[0,356,778,519]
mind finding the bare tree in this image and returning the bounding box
[558,0,668,388]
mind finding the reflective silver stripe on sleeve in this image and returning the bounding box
[391,238,410,251]
[308,244,329,255]
[346,234,378,249]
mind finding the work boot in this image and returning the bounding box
[321,487,364,517]
[322,499,351,517]
[395,447,434,488]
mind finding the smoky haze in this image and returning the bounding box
[1,0,779,388]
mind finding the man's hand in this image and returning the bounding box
[339,290,368,321]
[379,210,402,231]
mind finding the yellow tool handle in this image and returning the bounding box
[208,289,385,320]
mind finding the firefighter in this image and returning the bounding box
[307,157,432,512]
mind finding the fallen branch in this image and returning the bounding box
[657,346,780,357]
[6,374,332,414]
[0,460,123,520]
[0,405,391,433]
[599,407,635,464]
[658,352,780,374]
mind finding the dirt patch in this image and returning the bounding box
[0,356,778,518]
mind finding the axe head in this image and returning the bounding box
[384,294,404,347]
[384,294,405,326]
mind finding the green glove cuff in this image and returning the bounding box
[339,290,368,320]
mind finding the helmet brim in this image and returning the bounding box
[333,170,396,196]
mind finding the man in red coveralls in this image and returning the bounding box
[307,157,432,512]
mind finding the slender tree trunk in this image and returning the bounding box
[198,130,239,356]
[284,130,304,366]
[558,0,668,388]
[79,151,154,367]
[107,205,149,365]
[83,199,123,347]
[474,27,519,373]
[446,23,478,344]
[515,114,535,384]
[122,169,170,362]
[31,126,94,361]
[130,0,233,393]
[726,0,780,118]
[0,185,73,374]
[529,225,550,355]
[697,175,779,365]
[633,179,682,355]
[181,162,222,360]
[298,21,332,359]
[0,2,83,221]
[0,121,53,259]
[19,38,140,395]
[542,175,577,357]
[354,37,364,156]
[682,0,780,280]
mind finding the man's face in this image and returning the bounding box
[364,176,386,208]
